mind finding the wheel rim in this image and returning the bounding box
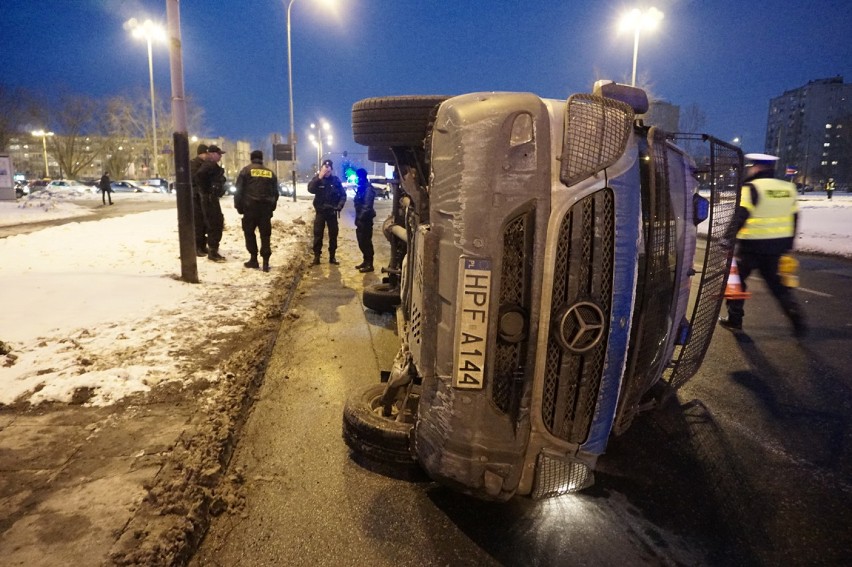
[368,390,418,423]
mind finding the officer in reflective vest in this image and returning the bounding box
[719,153,807,338]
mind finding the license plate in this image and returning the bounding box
[453,257,492,389]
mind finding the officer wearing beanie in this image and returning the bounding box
[719,153,806,337]
[189,143,209,256]
[234,150,279,271]
[307,159,347,265]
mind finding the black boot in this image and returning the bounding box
[329,256,340,265]
[244,256,260,269]
[718,316,742,331]
[262,258,270,272]
[358,264,374,273]
[312,255,321,265]
[208,248,226,262]
[196,245,208,257]
[355,262,366,269]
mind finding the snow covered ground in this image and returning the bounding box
[0,190,849,407]
[1,191,313,406]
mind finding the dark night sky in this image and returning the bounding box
[3,0,851,167]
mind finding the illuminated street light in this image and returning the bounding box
[31,129,54,178]
[308,121,333,169]
[619,7,664,87]
[125,17,166,176]
[285,0,337,200]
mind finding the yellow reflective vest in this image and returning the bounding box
[737,178,797,240]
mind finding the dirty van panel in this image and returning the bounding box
[413,93,552,500]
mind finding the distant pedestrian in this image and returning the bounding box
[719,153,806,338]
[195,144,228,262]
[99,171,112,205]
[190,144,210,256]
[825,178,836,200]
[234,150,279,272]
[353,168,376,272]
[307,159,347,265]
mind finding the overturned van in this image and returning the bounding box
[343,81,742,501]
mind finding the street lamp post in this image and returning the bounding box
[286,0,298,201]
[619,7,664,87]
[309,121,333,169]
[31,130,54,178]
[286,0,336,201]
[126,18,166,177]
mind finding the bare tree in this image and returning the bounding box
[104,90,206,179]
[48,94,111,178]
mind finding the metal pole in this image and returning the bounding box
[631,27,640,87]
[166,0,198,283]
[41,135,49,178]
[147,36,159,176]
[287,0,298,202]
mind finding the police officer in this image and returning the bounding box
[307,159,347,265]
[235,150,279,272]
[719,153,807,337]
[825,177,836,200]
[189,144,209,256]
[195,144,228,262]
[353,168,376,272]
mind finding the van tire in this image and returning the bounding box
[352,96,449,147]
[342,384,424,480]
[362,282,401,313]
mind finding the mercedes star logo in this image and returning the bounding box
[555,301,606,354]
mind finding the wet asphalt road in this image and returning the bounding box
[191,201,852,566]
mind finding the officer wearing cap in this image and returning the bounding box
[234,150,279,272]
[190,143,209,256]
[307,159,347,265]
[196,144,228,262]
[719,153,807,337]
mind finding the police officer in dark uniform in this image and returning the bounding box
[307,159,347,265]
[353,168,376,272]
[189,143,209,256]
[719,153,807,337]
[195,144,228,262]
[235,150,279,272]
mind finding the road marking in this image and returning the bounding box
[798,286,832,298]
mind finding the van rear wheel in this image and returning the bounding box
[362,282,401,313]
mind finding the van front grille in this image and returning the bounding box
[541,190,614,443]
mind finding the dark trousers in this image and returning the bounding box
[726,251,802,326]
[355,218,374,264]
[199,193,224,250]
[101,189,112,205]
[193,191,208,250]
[312,209,339,257]
[242,205,273,260]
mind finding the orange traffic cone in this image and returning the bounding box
[724,258,752,300]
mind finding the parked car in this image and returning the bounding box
[343,81,742,501]
[44,179,95,194]
[110,180,145,193]
[224,181,237,196]
[367,175,392,199]
[278,182,294,197]
[144,177,172,193]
